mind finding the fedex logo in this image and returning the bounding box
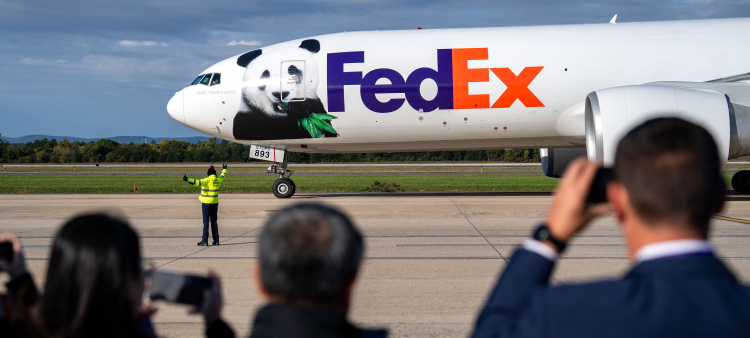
[327,48,544,113]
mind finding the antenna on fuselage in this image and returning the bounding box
[610,14,617,24]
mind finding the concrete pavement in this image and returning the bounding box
[2,193,750,337]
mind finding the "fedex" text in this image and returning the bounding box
[327,48,544,113]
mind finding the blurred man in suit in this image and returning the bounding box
[200,203,388,338]
[472,117,750,338]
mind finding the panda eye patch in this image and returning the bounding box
[261,70,270,79]
[288,65,303,84]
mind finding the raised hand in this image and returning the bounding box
[545,158,609,246]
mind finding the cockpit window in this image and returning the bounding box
[199,74,212,85]
[191,74,205,85]
[210,73,221,86]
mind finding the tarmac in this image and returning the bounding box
[2,193,750,338]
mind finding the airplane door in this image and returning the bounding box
[281,61,306,102]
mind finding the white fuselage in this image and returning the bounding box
[167,18,750,153]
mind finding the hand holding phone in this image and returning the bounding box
[0,242,12,262]
[196,270,223,325]
[0,234,28,278]
[545,159,610,245]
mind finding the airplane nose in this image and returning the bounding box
[167,91,185,125]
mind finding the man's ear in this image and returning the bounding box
[344,273,357,299]
[237,49,262,68]
[607,181,628,223]
[252,261,270,297]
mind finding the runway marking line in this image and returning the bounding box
[712,215,750,224]
[447,196,508,263]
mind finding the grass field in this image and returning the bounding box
[0,174,561,193]
[0,170,737,194]
[0,165,540,173]
[2,163,749,173]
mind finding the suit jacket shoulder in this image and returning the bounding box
[473,250,750,338]
[525,255,750,338]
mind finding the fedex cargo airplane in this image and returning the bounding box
[167,17,750,198]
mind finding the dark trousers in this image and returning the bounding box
[202,203,219,243]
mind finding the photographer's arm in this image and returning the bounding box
[0,234,39,336]
[197,271,236,338]
[471,159,608,338]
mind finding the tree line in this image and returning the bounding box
[0,134,540,164]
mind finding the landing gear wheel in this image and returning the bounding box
[273,178,296,198]
[732,170,750,194]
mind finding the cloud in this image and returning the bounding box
[18,58,46,65]
[227,40,262,46]
[3,0,750,138]
[118,40,159,47]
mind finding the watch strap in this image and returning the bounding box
[532,224,567,253]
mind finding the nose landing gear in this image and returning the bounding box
[268,155,295,198]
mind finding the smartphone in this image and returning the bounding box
[587,167,614,204]
[0,242,13,262]
[147,270,211,307]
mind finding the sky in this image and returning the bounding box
[1,0,749,138]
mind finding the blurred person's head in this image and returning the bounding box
[609,118,725,250]
[255,203,363,313]
[207,165,217,176]
[41,213,144,338]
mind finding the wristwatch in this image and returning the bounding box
[532,224,567,253]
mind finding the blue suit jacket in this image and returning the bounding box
[472,249,750,338]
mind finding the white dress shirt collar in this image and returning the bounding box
[524,238,712,263]
[634,239,713,263]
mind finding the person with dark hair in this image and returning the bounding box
[1,213,234,338]
[39,213,154,338]
[184,164,227,246]
[471,117,750,338]
[204,203,387,338]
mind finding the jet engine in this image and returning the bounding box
[584,83,750,193]
[540,147,587,178]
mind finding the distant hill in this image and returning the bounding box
[1,135,212,144]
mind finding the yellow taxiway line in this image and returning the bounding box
[712,215,750,224]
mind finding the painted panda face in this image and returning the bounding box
[239,46,320,115]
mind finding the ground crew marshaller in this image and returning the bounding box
[183,164,227,246]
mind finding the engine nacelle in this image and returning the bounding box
[585,85,734,166]
[540,147,587,177]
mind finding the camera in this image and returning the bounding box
[587,167,614,204]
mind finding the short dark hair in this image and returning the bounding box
[41,213,142,337]
[614,118,724,235]
[259,203,363,301]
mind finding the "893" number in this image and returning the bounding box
[254,149,270,158]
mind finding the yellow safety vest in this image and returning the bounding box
[187,169,226,204]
